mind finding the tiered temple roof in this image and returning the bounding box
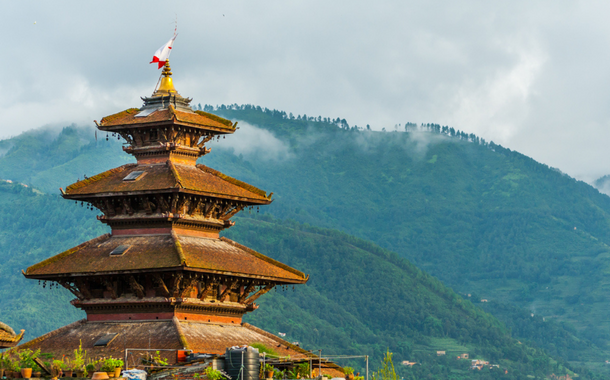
[18,60,314,361]
[99,107,236,133]
[26,235,306,283]
[64,163,271,202]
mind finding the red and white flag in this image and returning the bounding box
[150,37,176,69]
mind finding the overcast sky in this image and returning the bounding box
[3,1,610,182]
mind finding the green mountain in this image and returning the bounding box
[0,126,131,193]
[3,106,610,375]
[0,179,581,379]
[0,180,105,335]
[209,106,610,360]
[228,215,582,379]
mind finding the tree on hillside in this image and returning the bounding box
[371,350,397,380]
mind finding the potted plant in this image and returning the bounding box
[51,360,64,380]
[343,367,354,380]
[296,363,309,379]
[112,359,123,378]
[71,341,86,378]
[18,349,40,379]
[5,355,16,379]
[263,364,274,379]
[84,360,97,378]
[13,355,22,379]
[31,362,42,379]
[63,358,73,378]
[0,352,8,379]
[100,358,119,378]
[287,368,299,380]
[272,369,285,380]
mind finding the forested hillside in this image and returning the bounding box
[0,180,104,335]
[0,126,131,193]
[0,180,585,379]
[3,106,610,375]
[209,106,610,357]
[228,215,584,379]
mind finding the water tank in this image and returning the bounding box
[225,346,260,380]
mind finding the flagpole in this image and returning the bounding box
[151,33,177,94]
[153,72,163,94]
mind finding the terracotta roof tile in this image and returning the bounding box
[99,108,140,125]
[99,107,235,133]
[179,236,307,282]
[0,321,24,348]
[180,321,310,358]
[17,319,181,361]
[26,234,180,276]
[25,234,307,283]
[197,165,268,199]
[65,163,271,203]
[16,320,340,375]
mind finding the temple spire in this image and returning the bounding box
[154,60,179,96]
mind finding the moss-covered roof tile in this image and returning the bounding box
[25,234,307,283]
[99,107,235,133]
[64,162,271,203]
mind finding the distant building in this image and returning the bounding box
[471,360,489,366]
[401,361,417,367]
[470,359,491,370]
[437,351,446,356]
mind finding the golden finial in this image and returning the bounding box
[154,60,178,96]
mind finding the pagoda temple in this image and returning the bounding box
[17,62,321,365]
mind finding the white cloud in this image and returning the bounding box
[213,122,292,161]
[3,1,610,181]
[446,40,547,142]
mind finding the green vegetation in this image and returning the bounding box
[0,125,132,193]
[204,366,226,380]
[207,105,610,372]
[0,180,103,336]
[250,343,279,357]
[72,341,86,373]
[228,215,584,379]
[100,358,123,372]
[17,349,40,370]
[370,350,396,380]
